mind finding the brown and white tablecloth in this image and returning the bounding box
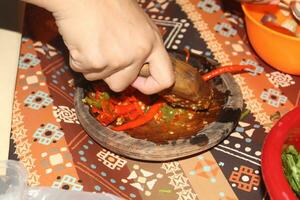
[10,0,300,199]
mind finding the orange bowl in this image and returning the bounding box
[242,4,300,75]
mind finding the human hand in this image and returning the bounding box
[23,0,175,94]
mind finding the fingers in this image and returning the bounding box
[82,72,106,81]
[70,39,174,95]
[83,61,143,92]
[270,0,280,4]
[131,45,175,95]
[103,63,142,92]
[70,49,135,81]
[66,17,174,94]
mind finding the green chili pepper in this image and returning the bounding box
[160,105,175,121]
[83,97,101,109]
[100,92,110,100]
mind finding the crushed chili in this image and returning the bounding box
[112,102,164,131]
[83,63,254,133]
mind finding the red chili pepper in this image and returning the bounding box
[202,65,256,81]
[96,111,116,126]
[112,102,164,131]
[95,91,102,100]
[127,111,142,121]
[115,104,138,116]
[184,47,191,63]
[101,100,114,114]
[91,106,101,114]
[108,99,117,105]
[128,96,138,102]
[126,102,145,120]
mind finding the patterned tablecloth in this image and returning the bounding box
[10,0,300,199]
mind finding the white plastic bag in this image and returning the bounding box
[0,160,122,200]
[26,188,122,200]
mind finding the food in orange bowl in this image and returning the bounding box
[262,107,300,200]
[242,4,300,75]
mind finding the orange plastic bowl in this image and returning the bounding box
[242,4,300,75]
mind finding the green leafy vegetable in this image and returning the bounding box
[282,145,300,197]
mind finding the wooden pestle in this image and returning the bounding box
[139,56,213,110]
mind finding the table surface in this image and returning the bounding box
[8,0,300,199]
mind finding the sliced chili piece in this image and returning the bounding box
[127,111,141,121]
[95,91,101,100]
[95,91,110,100]
[91,106,101,114]
[101,99,114,114]
[126,102,145,120]
[202,65,256,81]
[112,102,164,131]
[97,111,116,126]
[183,47,191,63]
[115,104,138,116]
[124,96,138,103]
[83,96,101,109]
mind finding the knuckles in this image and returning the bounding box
[70,49,107,71]
[108,56,132,69]
[134,45,152,61]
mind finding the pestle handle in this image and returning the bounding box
[138,56,212,106]
[139,63,151,77]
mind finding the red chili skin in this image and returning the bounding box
[101,100,114,114]
[97,111,116,126]
[95,91,102,100]
[127,102,145,120]
[115,102,144,120]
[112,102,164,131]
[114,104,137,116]
[202,65,256,81]
[183,47,191,63]
[91,106,100,114]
